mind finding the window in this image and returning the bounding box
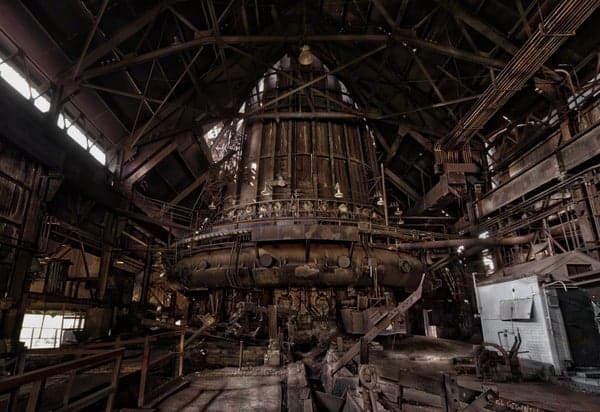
[0,56,107,165]
[19,311,86,349]
[90,144,106,165]
[499,297,533,321]
[67,124,89,149]
[0,61,31,99]
[31,88,50,113]
[567,264,592,276]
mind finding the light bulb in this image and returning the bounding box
[298,45,314,66]
[276,174,287,187]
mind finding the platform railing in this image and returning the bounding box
[20,330,186,410]
[136,331,185,408]
[80,330,186,408]
[0,348,123,412]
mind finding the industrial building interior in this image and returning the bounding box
[1,0,600,410]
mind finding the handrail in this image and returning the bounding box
[82,330,183,349]
[174,213,455,248]
[12,331,185,411]
[137,330,185,408]
[0,348,123,412]
[0,349,123,391]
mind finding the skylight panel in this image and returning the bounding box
[67,124,89,149]
[33,94,51,113]
[0,56,108,167]
[0,62,31,99]
[90,145,106,165]
[31,88,51,113]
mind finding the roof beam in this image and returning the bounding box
[438,0,520,55]
[122,87,195,151]
[76,32,506,81]
[438,0,562,81]
[385,169,422,202]
[168,171,210,208]
[443,0,599,149]
[398,123,434,152]
[246,44,388,115]
[167,150,235,208]
[124,141,178,185]
[73,0,109,79]
[369,0,505,69]
[58,1,174,82]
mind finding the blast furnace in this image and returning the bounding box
[172,56,426,339]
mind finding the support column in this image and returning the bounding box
[140,240,153,307]
[2,167,47,343]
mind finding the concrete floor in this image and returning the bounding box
[154,336,600,412]
[372,336,600,412]
[156,367,286,412]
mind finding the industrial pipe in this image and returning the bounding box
[394,234,535,250]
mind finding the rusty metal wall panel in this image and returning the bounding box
[508,132,561,179]
[560,124,600,171]
[479,156,560,217]
[478,123,600,217]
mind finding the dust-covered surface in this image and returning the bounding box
[156,366,287,412]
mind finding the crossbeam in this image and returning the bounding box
[75,32,505,81]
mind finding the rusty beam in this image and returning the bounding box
[438,0,520,55]
[167,149,235,208]
[59,1,174,81]
[370,0,505,69]
[168,172,209,208]
[443,0,598,148]
[247,45,388,115]
[73,0,109,78]
[385,168,422,202]
[477,123,600,217]
[409,175,459,214]
[76,31,506,81]
[124,47,203,149]
[438,0,562,81]
[124,141,178,185]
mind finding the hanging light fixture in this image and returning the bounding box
[276,174,287,187]
[298,45,314,66]
[261,183,273,196]
[334,182,343,199]
[395,208,404,224]
[376,192,384,206]
[208,201,216,210]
